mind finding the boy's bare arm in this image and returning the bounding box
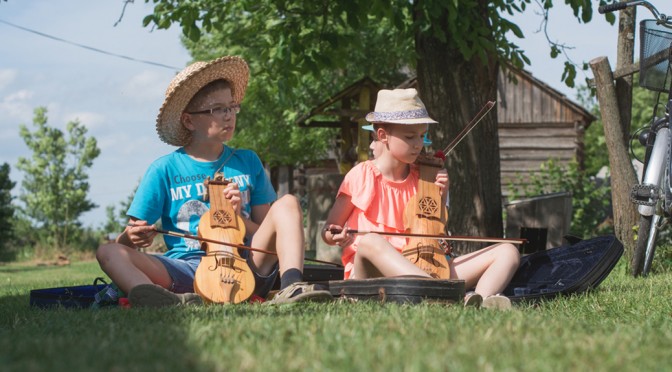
[118,218,157,249]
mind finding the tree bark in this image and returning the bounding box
[415,2,502,253]
[589,56,639,256]
[615,7,636,145]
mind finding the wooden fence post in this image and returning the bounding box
[589,56,639,258]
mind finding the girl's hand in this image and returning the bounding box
[125,220,157,249]
[223,182,242,215]
[324,224,355,247]
[435,168,450,194]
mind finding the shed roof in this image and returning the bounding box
[497,67,596,126]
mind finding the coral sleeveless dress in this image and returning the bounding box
[337,161,419,279]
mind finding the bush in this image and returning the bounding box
[508,159,613,239]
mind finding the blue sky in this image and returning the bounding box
[0,1,664,229]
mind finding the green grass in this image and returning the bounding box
[1,259,671,372]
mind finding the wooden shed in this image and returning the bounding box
[497,68,596,197]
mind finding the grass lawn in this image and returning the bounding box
[1,258,671,372]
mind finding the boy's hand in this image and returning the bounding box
[125,220,157,249]
[223,182,242,215]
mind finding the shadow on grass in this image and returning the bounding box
[0,294,224,370]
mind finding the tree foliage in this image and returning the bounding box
[138,0,617,239]
[142,0,615,88]
[0,163,16,260]
[16,107,101,250]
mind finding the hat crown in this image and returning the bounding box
[366,88,437,124]
[374,88,426,113]
[165,61,208,97]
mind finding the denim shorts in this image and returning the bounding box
[154,253,279,298]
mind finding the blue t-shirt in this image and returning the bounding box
[127,146,277,259]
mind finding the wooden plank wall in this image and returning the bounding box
[497,70,588,197]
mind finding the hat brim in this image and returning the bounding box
[156,56,249,146]
[365,112,438,125]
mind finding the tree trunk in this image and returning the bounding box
[589,56,639,256]
[415,2,502,253]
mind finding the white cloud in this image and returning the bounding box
[0,89,34,121]
[63,111,106,131]
[0,69,17,91]
[121,70,170,102]
[4,89,34,102]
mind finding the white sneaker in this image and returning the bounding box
[129,284,202,308]
[482,294,512,310]
[463,291,483,308]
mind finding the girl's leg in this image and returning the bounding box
[352,233,430,279]
[450,243,520,297]
[250,194,304,276]
[96,243,172,294]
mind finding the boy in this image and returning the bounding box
[96,56,332,307]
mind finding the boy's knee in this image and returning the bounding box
[96,243,121,264]
[96,244,110,262]
[276,194,301,209]
[271,194,302,216]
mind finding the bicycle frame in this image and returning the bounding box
[601,0,672,276]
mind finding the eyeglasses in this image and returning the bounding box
[187,104,241,118]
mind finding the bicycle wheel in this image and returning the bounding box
[632,213,661,276]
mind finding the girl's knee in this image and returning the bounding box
[499,243,521,266]
[358,234,390,257]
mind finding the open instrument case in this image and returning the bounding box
[501,235,623,303]
[298,235,623,305]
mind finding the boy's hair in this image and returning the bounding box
[186,79,232,112]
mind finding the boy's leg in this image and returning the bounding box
[250,195,332,303]
[99,249,203,308]
[450,243,520,297]
[352,233,430,279]
[96,242,173,294]
[249,195,304,283]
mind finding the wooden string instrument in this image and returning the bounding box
[193,176,256,304]
[401,101,496,279]
[401,154,451,278]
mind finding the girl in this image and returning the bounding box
[322,88,520,309]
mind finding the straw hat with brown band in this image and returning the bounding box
[156,56,250,147]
